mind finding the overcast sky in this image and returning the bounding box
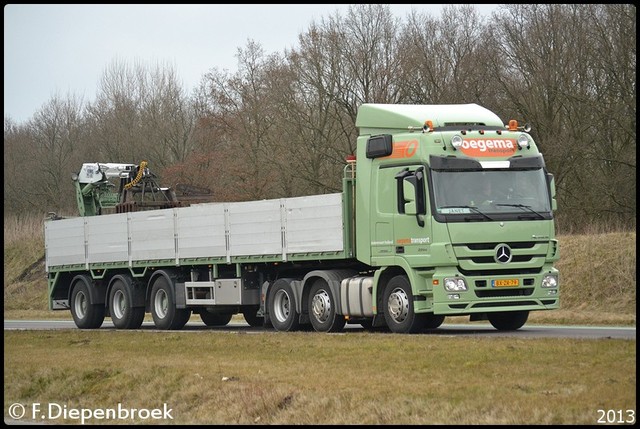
[4,4,498,124]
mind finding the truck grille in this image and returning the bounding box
[454,240,546,277]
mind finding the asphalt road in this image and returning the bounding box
[3,319,636,340]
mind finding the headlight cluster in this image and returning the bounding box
[444,277,468,292]
[541,274,558,288]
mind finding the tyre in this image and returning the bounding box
[199,311,233,326]
[109,276,145,329]
[242,306,264,327]
[383,275,425,334]
[150,276,191,330]
[488,311,529,331]
[308,279,345,332]
[268,278,300,332]
[70,275,105,329]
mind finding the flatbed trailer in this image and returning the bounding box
[45,103,560,333]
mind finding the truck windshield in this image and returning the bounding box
[431,168,552,218]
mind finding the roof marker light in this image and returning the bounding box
[423,120,434,133]
[518,134,529,149]
[508,119,518,131]
[451,135,463,150]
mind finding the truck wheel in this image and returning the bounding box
[268,279,300,332]
[383,275,426,334]
[109,277,145,329]
[308,279,345,332]
[488,311,529,331]
[150,276,191,330]
[70,276,105,329]
[423,314,445,330]
[242,306,264,327]
[199,311,232,326]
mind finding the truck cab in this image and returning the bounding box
[354,103,559,332]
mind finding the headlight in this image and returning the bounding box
[541,274,558,288]
[444,277,468,292]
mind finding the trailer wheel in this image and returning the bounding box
[109,277,145,329]
[488,311,529,331]
[268,279,300,332]
[70,276,105,329]
[383,275,426,334]
[199,311,232,326]
[242,306,264,327]
[308,280,345,332]
[150,276,191,330]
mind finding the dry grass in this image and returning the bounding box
[3,330,636,425]
[554,231,636,315]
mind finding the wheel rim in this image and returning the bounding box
[273,289,291,323]
[154,289,169,319]
[387,287,409,323]
[112,289,127,319]
[311,289,331,323]
[74,290,88,319]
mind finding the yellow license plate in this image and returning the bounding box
[492,279,519,287]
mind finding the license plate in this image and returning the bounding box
[492,279,519,287]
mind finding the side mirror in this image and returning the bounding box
[414,168,426,216]
[403,180,417,215]
[547,173,557,211]
[395,167,426,227]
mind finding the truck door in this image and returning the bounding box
[392,165,431,262]
[369,165,397,263]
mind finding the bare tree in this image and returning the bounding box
[487,4,636,230]
[4,94,86,215]
[335,4,404,121]
[196,41,283,201]
[275,18,357,196]
[85,58,145,163]
[85,59,196,173]
[139,61,196,169]
[4,117,39,216]
[397,5,489,104]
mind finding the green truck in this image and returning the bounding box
[45,103,560,333]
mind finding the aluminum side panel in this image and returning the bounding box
[45,193,347,270]
[228,200,281,256]
[177,203,226,258]
[130,209,175,260]
[86,213,128,263]
[45,217,85,268]
[285,193,343,253]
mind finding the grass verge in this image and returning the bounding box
[3,330,636,425]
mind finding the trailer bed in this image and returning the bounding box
[45,193,347,271]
